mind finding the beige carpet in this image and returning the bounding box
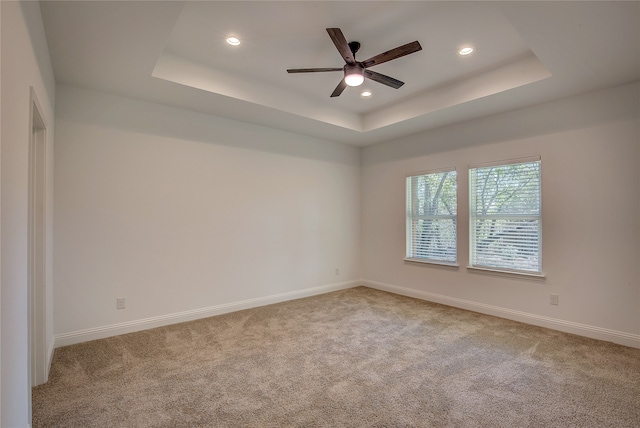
[33,287,640,427]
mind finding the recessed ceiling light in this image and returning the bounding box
[459,47,474,56]
[226,36,241,46]
[361,91,372,97]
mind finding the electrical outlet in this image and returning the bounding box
[550,294,559,306]
[116,297,126,310]
[335,268,340,276]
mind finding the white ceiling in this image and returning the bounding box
[40,1,640,147]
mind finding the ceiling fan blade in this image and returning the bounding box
[364,69,404,89]
[330,79,348,97]
[326,28,356,65]
[287,68,343,73]
[361,41,422,68]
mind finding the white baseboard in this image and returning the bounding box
[54,279,640,350]
[363,279,640,349]
[54,280,360,348]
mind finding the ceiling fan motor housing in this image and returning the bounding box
[348,41,361,56]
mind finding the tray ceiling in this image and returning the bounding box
[40,1,640,146]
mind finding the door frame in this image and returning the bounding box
[28,86,48,388]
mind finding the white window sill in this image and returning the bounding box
[404,258,459,269]
[467,265,546,280]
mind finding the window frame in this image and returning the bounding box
[405,167,458,267]
[468,156,544,277]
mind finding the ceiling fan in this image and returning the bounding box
[287,28,422,97]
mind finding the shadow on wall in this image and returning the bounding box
[363,82,640,165]
[55,84,360,167]
[20,1,56,104]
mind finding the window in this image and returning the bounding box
[469,158,542,274]
[406,169,457,264]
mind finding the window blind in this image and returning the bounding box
[406,169,457,263]
[469,159,541,273]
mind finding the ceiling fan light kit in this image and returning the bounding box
[287,28,422,97]
[344,64,365,87]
